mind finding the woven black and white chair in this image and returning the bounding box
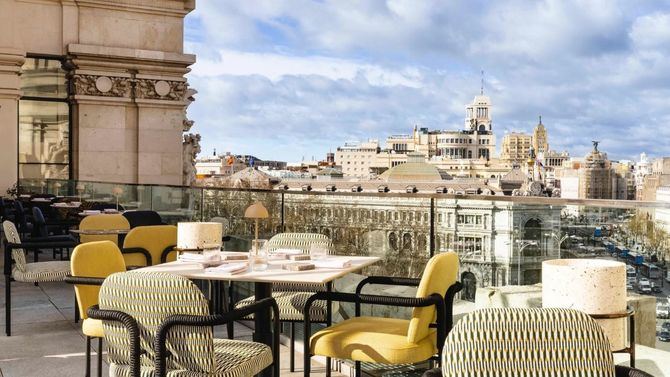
[2,220,74,336]
[88,271,281,377]
[235,232,334,372]
[425,307,653,377]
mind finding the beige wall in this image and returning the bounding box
[0,0,195,193]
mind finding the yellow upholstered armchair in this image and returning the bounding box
[78,214,130,245]
[121,225,177,267]
[64,241,127,377]
[303,252,462,377]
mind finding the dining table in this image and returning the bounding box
[140,254,380,377]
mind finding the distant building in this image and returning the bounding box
[195,151,286,179]
[335,140,380,178]
[579,142,612,199]
[501,132,533,163]
[532,116,549,156]
[634,153,652,199]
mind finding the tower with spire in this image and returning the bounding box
[532,115,548,156]
[465,70,492,133]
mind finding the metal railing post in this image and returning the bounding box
[280,192,285,232]
[200,187,205,222]
[430,197,435,257]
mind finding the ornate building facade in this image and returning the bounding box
[0,0,196,192]
[279,193,563,300]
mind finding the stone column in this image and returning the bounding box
[0,49,25,193]
[67,44,195,185]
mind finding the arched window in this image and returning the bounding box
[461,272,477,302]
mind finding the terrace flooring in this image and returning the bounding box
[0,251,340,377]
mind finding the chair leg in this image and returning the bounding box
[97,337,103,377]
[5,275,11,336]
[74,294,80,323]
[290,322,295,372]
[325,357,331,377]
[355,361,361,377]
[85,336,91,377]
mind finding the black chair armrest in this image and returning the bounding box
[8,239,77,249]
[222,235,231,242]
[443,282,463,331]
[615,365,655,377]
[155,297,280,377]
[121,247,152,266]
[87,305,141,377]
[159,245,177,264]
[355,276,422,295]
[64,275,106,286]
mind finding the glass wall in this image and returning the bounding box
[18,57,70,180]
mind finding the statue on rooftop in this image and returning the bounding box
[183,133,201,186]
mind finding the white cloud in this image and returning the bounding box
[190,48,424,88]
[185,0,670,162]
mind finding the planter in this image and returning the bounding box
[542,259,627,350]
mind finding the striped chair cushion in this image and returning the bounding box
[3,220,69,283]
[100,272,270,376]
[237,232,334,323]
[441,308,616,377]
[2,220,27,273]
[109,339,272,377]
[12,261,69,283]
[236,291,328,322]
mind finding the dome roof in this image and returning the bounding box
[472,94,491,105]
[378,162,451,182]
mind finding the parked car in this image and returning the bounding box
[658,331,670,342]
[626,282,634,290]
[639,277,650,285]
[662,322,670,331]
[638,281,652,294]
[652,282,662,293]
[657,305,670,319]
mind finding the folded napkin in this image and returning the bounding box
[178,252,220,263]
[272,248,303,255]
[220,252,248,261]
[83,210,101,215]
[205,262,248,275]
[313,259,352,269]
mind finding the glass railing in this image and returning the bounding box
[14,178,670,360]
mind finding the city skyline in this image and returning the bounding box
[183,1,670,163]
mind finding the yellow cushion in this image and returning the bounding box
[310,316,436,364]
[408,252,459,343]
[79,214,130,245]
[82,318,104,338]
[71,241,127,319]
[122,225,177,267]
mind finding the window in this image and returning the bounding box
[18,57,70,180]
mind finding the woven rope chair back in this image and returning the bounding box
[441,308,615,377]
[2,220,27,272]
[79,214,130,245]
[266,233,333,254]
[99,271,214,373]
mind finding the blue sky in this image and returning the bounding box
[184,0,670,163]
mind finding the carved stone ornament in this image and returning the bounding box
[95,76,113,93]
[72,74,131,97]
[136,78,188,100]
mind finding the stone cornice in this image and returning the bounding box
[68,44,195,66]
[72,0,194,17]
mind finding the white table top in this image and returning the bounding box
[139,255,380,285]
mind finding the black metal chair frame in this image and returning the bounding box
[120,244,177,267]
[64,276,106,377]
[303,276,462,377]
[3,237,78,336]
[88,297,281,377]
